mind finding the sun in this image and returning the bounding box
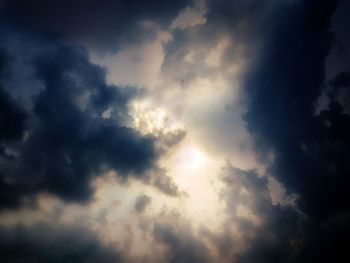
[173,144,206,172]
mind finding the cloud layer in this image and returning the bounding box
[0,25,159,209]
[0,0,349,262]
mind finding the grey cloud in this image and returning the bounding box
[240,0,350,261]
[0,223,122,263]
[152,170,181,197]
[218,163,300,263]
[142,167,182,197]
[0,49,26,148]
[0,27,159,209]
[134,194,151,213]
[153,221,213,263]
[162,0,286,87]
[0,0,192,52]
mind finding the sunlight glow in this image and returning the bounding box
[173,144,206,173]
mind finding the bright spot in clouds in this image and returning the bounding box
[173,144,206,173]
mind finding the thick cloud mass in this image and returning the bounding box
[0,49,26,146]
[244,0,347,218]
[242,0,350,261]
[0,0,191,51]
[0,32,158,208]
[218,164,300,263]
[0,224,121,262]
[153,222,212,263]
[0,0,350,262]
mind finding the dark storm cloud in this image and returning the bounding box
[205,0,275,40]
[244,0,344,220]
[161,0,284,87]
[0,0,192,52]
[326,0,350,78]
[0,48,28,208]
[0,0,192,209]
[218,164,300,263]
[328,70,350,112]
[0,224,122,262]
[0,28,158,209]
[0,49,26,147]
[0,0,349,262]
[161,0,350,261]
[153,222,212,263]
[134,194,151,213]
[241,0,350,261]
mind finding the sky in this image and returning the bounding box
[0,0,349,262]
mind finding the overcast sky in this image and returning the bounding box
[0,0,349,262]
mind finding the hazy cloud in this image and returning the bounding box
[134,194,151,213]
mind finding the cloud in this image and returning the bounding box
[243,0,343,219]
[0,49,26,148]
[134,194,151,213]
[325,0,350,78]
[328,70,350,112]
[162,0,284,86]
[0,27,159,209]
[217,163,300,263]
[142,167,181,197]
[171,5,206,29]
[0,0,349,262]
[153,221,212,263]
[0,223,122,262]
[152,173,181,197]
[0,0,192,52]
[157,0,286,165]
[239,0,350,261]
